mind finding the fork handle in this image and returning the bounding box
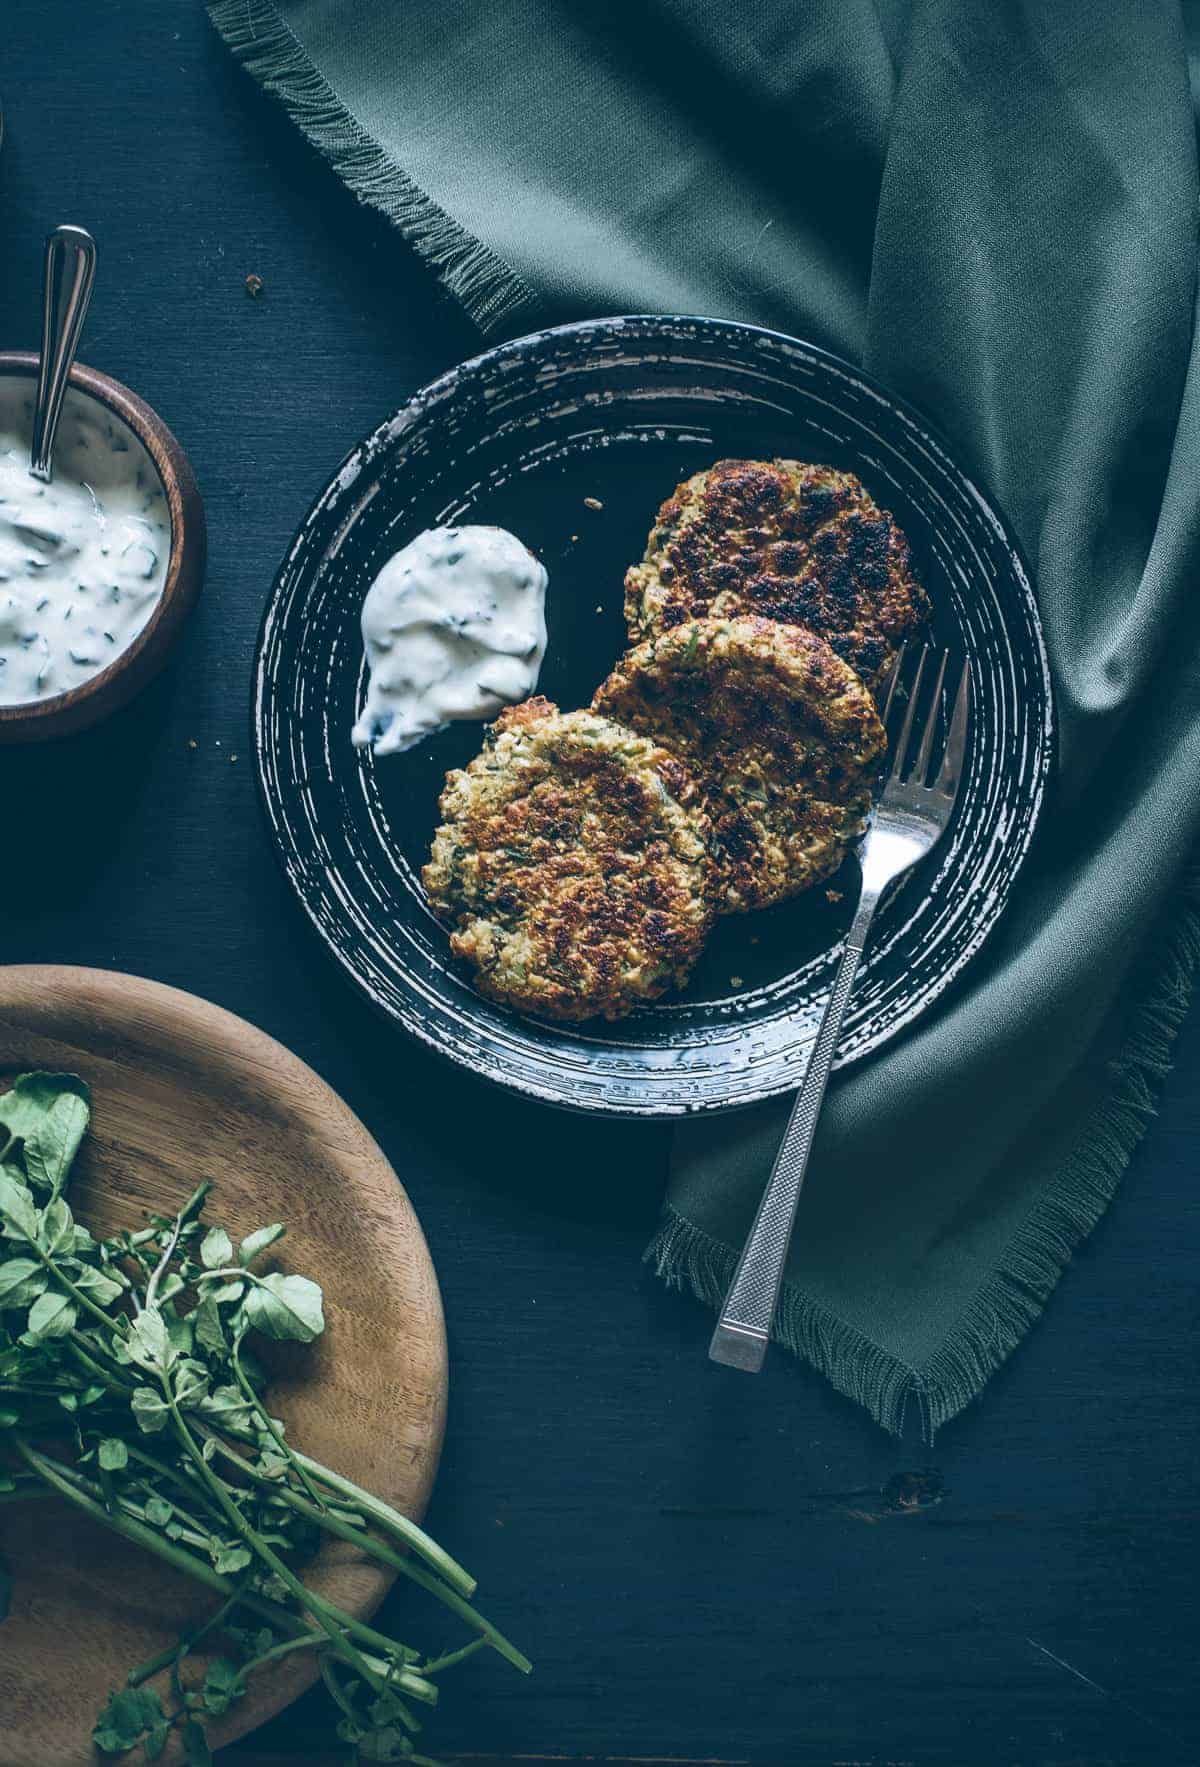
[709,885,880,1372]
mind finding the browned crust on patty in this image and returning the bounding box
[422,699,715,1021]
[624,458,930,686]
[593,617,886,914]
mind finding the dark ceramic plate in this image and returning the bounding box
[254,316,1052,1117]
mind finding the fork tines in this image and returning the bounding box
[882,643,970,798]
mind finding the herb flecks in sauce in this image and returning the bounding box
[0,381,170,706]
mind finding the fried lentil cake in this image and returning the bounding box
[624,458,930,686]
[422,698,715,1021]
[593,617,886,914]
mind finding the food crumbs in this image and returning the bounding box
[186,738,198,750]
[730,975,744,989]
[595,605,603,614]
[229,753,238,764]
[826,888,843,903]
[244,273,265,298]
[584,496,604,511]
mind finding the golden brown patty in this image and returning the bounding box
[422,698,715,1021]
[593,618,886,914]
[624,458,930,686]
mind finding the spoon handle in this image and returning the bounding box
[30,224,97,483]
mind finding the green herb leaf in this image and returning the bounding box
[238,1224,285,1267]
[0,1072,89,1153]
[143,1496,173,1527]
[209,1278,245,1305]
[199,1383,252,1424]
[172,1359,210,1408]
[164,1310,194,1361]
[72,1264,124,1307]
[210,1542,252,1576]
[130,1387,170,1434]
[128,1307,174,1373]
[0,1258,46,1308]
[22,1084,90,1198]
[193,1294,225,1355]
[144,1721,170,1762]
[26,1290,77,1340]
[358,1726,411,1761]
[242,1273,324,1344]
[92,1686,162,1755]
[199,1227,233,1270]
[0,1167,38,1241]
[202,1656,244,1714]
[97,1438,128,1472]
[37,1196,75,1257]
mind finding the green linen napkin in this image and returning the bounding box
[211,0,1200,1434]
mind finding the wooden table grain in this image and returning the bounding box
[0,5,1197,1764]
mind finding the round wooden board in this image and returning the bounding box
[0,965,447,1765]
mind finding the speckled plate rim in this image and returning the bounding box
[252,313,1055,1118]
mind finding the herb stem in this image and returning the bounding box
[200,1413,477,1597]
[318,1655,360,1726]
[235,1629,325,1681]
[421,1634,490,1675]
[24,1237,119,1331]
[8,1436,338,1645]
[142,1183,210,1312]
[11,1436,243,1598]
[67,1335,136,1392]
[127,1596,241,1688]
[20,1446,212,1554]
[122,1442,232,1534]
[162,1390,391,1695]
[291,1448,477,1597]
[199,1430,527,1672]
[229,1335,327,1512]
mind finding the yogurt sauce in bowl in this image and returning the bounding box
[0,378,170,706]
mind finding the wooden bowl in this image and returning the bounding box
[0,353,205,743]
[0,965,448,1764]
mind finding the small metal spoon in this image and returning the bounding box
[29,224,97,483]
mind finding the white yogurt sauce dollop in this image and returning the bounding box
[0,380,171,705]
[351,524,549,757]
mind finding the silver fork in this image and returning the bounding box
[709,644,970,1372]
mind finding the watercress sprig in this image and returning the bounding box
[0,1073,528,1765]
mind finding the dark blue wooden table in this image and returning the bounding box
[1,6,1197,1764]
